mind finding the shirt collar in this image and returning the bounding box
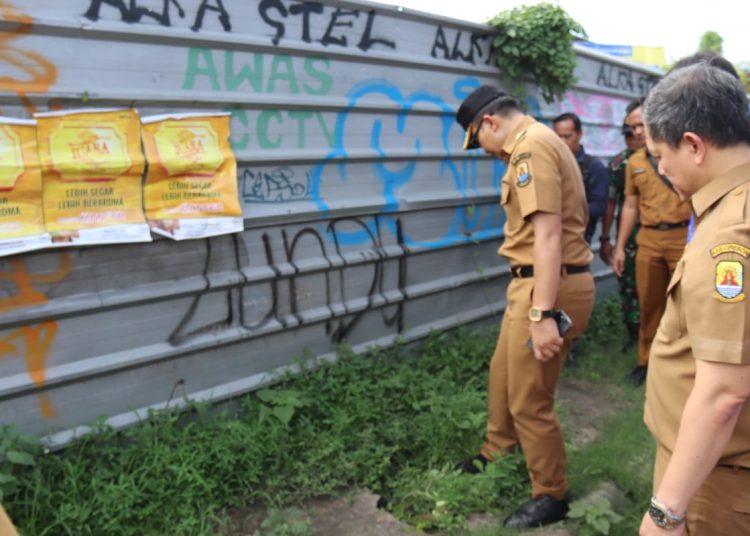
[575,145,587,162]
[691,162,750,217]
[500,115,536,160]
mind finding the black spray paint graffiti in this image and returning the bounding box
[596,63,659,95]
[168,216,407,346]
[84,0,231,32]
[241,167,310,203]
[83,0,394,51]
[258,0,395,51]
[430,26,494,66]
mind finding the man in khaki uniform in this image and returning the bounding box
[455,86,595,528]
[612,100,692,385]
[637,64,750,534]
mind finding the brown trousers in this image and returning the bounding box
[635,227,687,366]
[654,444,750,534]
[0,505,19,536]
[480,271,595,499]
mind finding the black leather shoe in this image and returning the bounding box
[453,453,490,474]
[626,365,647,386]
[504,494,570,528]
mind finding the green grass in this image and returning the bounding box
[4,294,656,535]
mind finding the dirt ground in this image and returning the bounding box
[225,376,631,536]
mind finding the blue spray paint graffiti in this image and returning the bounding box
[309,76,506,249]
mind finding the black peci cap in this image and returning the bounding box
[456,85,513,149]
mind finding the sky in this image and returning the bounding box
[379,0,748,66]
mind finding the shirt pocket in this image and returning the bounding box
[501,178,511,206]
[658,260,684,341]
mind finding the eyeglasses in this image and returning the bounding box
[463,119,484,150]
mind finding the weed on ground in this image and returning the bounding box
[4,294,654,535]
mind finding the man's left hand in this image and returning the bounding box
[529,318,563,362]
[639,512,685,535]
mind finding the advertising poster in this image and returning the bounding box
[141,112,243,240]
[35,108,151,246]
[0,118,51,256]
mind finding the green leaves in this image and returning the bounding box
[568,496,624,535]
[0,425,39,502]
[5,451,35,467]
[257,388,309,425]
[488,3,587,103]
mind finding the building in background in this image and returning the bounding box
[578,41,666,69]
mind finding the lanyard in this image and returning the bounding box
[687,214,695,243]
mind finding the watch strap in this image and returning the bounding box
[648,496,685,530]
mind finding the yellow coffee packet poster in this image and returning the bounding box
[0,118,51,256]
[141,113,243,240]
[34,108,151,245]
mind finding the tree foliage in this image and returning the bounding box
[488,3,586,103]
[698,31,723,54]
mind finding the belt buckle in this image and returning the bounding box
[657,223,669,230]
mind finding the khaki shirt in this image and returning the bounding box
[645,162,750,468]
[498,116,592,267]
[625,148,692,226]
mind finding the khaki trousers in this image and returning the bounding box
[480,271,595,499]
[654,444,750,534]
[0,505,19,536]
[635,227,687,366]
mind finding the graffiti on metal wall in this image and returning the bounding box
[0,1,58,113]
[430,26,493,66]
[168,215,406,346]
[596,63,658,95]
[83,0,395,51]
[241,167,310,203]
[308,76,505,248]
[0,254,70,417]
[84,0,231,31]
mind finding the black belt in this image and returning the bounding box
[510,264,590,278]
[642,220,690,230]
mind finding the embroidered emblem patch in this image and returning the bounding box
[516,160,531,187]
[714,260,745,303]
[711,243,750,258]
[511,152,531,165]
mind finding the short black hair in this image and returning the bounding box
[644,63,750,148]
[671,51,739,79]
[625,97,645,117]
[552,112,582,132]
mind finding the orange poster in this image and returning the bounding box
[141,113,243,240]
[34,108,151,246]
[0,118,51,256]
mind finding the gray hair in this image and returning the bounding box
[644,63,750,148]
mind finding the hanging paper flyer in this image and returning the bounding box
[0,118,51,256]
[34,108,151,246]
[141,112,243,240]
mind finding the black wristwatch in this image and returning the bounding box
[648,496,685,530]
[529,307,555,322]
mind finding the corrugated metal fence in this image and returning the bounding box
[0,0,660,445]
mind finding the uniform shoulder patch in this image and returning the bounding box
[710,243,750,258]
[516,160,531,188]
[714,260,745,303]
[511,152,531,166]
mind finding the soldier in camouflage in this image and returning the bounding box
[600,99,645,352]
